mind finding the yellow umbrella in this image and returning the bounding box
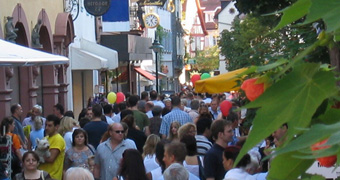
[194,68,248,94]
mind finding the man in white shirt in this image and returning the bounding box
[22,104,46,130]
[103,104,114,124]
[145,101,154,118]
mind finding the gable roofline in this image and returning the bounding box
[195,0,208,35]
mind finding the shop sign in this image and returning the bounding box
[84,0,110,16]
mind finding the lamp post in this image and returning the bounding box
[149,39,164,93]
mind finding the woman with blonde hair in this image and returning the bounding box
[59,116,78,135]
[142,134,161,173]
[167,121,180,142]
[61,116,79,151]
[178,123,196,140]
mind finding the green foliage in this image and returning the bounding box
[218,15,329,71]
[267,151,314,180]
[270,0,311,32]
[303,0,340,32]
[237,63,337,166]
[234,0,295,16]
[231,0,340,179]
[192,45,219,73]
[156,25,166,43]
[271,0,340,34]
[301,174,327,180]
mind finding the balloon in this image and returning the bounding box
[116,92,125,104]
[220,100,232,117]
[201,73,211,80]
[107,92,117,104]
[191,74,201,87]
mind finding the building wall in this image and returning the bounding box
[66,0,97,117]
[71,0,96,42]
[143,5,174,92]
[0,1,73,118]
[218,1,239,33]
[0,0,63,34]
[218,1,239,73]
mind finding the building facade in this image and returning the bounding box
[0,0,74,119]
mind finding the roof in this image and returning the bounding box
[200,0,221,11]
[220,0,232,10]
[205,22,217,30]
[195,0,208,35]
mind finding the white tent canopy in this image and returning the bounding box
[0,39,69,66]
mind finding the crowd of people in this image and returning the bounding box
[0,89,287,180]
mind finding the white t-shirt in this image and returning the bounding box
[63,127,78,151]
[105,116,114,125]
[151,167,162,180]
[224,168,256,180]
[144,154,160,173]
[64,131,73,151]
[183,160,199,178]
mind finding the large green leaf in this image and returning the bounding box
[334,29,340,42]
[236,65,257,78]
[274,40,320,80]
[271,0,311,32]
[301,174,327,180]
[257,59,288,72]
[236,63,337,166]
[303,0,340,32]
[270,122,340,157]
[267,151,314,180]
[294,145,339,159]
[318,108,340,125]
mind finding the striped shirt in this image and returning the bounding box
[195,135,212,156]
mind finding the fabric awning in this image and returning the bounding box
[69,38,118,70]
[195,68,248,94]
[135,67,156,80]
[70,47,108,70]
[0,39,68,66]
[147,69,166,79]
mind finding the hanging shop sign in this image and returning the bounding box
[84,0,111,16]
[138,0,167,6]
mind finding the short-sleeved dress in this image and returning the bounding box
[64,145,95,170]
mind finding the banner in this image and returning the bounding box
[102,0,130,32]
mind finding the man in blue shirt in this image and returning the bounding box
[209,99,221,120]
[94,123,136,180]
[83,104,108,149]
[159,96,192,139]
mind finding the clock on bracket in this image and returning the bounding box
[64,0,74,13]
[143,13,160,28]
[64,0,79,21]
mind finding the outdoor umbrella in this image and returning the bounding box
[194,68,248,94]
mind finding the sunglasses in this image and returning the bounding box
[113,130,125,134]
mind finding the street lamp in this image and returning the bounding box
[149,39,164,93]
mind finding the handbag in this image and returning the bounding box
[197,156,206,180]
